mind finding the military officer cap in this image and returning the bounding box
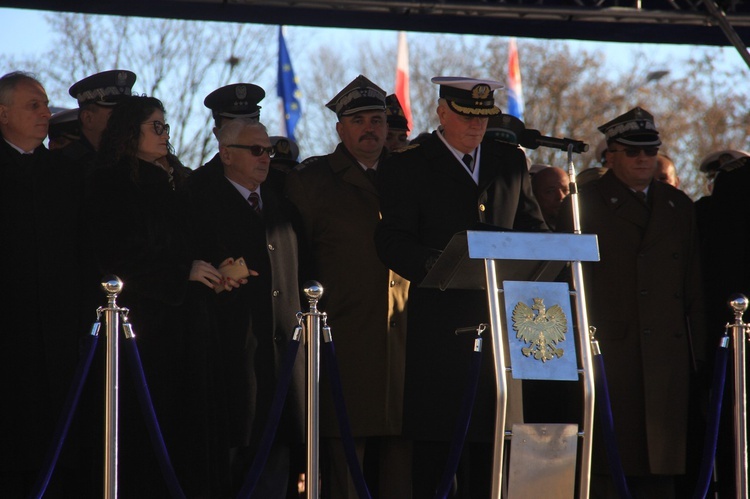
[204,83,265,121]
[485,114,525,144]
[69,70,136,107]
[699,149,750,176]
[326,75,386,118]
[385,94,409,132]
[270,136,300,167]
[48,108,80,140]
[431,76,503,117]
[598,107,662,147]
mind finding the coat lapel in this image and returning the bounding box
[329,143,380,197]
[424,132,477,189]
[596,170,650,231]
[640,182,679,250]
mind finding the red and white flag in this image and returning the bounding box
[507,37,524,121]
[395,31,413,135]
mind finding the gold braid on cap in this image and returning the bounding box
[448,100,500,116]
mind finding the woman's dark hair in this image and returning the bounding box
[97,95,168,175]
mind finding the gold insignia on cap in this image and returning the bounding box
[512,297,568,363]
[472,84,491,100]
[116,71,129,87]
[236,85,247,100]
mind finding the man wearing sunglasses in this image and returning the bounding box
[285,75,411,499]
[559,107,706,498]
[186,118,305,498]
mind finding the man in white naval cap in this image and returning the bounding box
[375,76,546,498]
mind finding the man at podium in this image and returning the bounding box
[375,76,547,498]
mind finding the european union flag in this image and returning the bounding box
[278,26,301,142]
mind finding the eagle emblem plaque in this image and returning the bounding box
[503,281,578,380]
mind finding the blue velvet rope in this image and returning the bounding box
[123,337,187,499]
[322,340,373,499]
[593,351,633,499]
[236,333,302,499]
[692,337,729,499]
[434,341,483,499]
[28,331,99,499]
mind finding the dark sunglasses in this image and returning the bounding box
[142,120,170,136]
[227,144,276,158]
[608,146,659,158]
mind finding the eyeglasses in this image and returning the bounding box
[142,120,170,136]
[608,146,659,158]
[226,144,276,158]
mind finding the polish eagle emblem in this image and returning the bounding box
[512,297,568,362]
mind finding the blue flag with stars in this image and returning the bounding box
[278,26,301,142]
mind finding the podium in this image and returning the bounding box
[422,230,600,498]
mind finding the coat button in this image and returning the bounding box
[479,204,486,212]
[274,334,282,342]
[268,244,275,251]
[640,290,648,296]
[272,290,280,297]
[390,280,396,287]
[643,329,652,335]
[390,321,397,327]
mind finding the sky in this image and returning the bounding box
[2,6,748,80]
[2,5,748,162]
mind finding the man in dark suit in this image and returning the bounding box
[558,107,706,498]
[186,119,305,498]
[0,71,86,496]
[374,76,547,498]
[285,75,411,499]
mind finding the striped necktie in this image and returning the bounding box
[248,191,262,215]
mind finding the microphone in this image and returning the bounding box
[519,128,589,154]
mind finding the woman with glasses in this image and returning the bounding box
[83,95,228,498]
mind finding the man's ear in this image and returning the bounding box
[219,145,231,165]
[0,105,9,125]
[335,121,344,141]
[79,108,93,127]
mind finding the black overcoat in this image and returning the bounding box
[84,158,215,498]
[186,157,305,453]
[375,132,547,441]
[0,140,85,483]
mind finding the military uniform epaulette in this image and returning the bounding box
[393,143,420,154]
[294,155,324,171]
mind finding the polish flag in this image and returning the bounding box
[395,31,413,135]
[507,37,524,121]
